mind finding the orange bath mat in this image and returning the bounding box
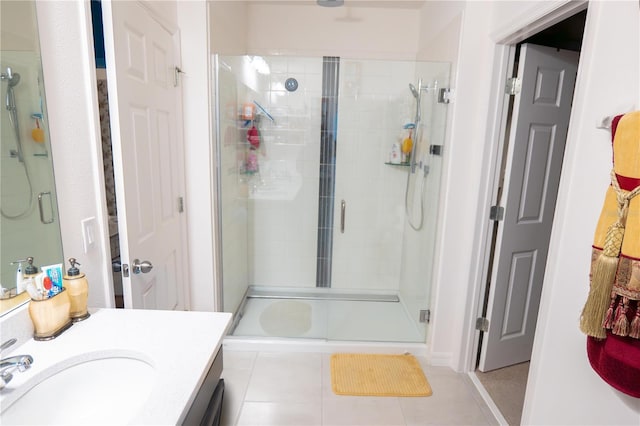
[330,353,432,397]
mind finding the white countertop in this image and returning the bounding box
[0,308,232,425]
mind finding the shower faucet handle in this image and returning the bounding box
[1,67,12,80]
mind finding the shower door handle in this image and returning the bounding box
[37,192,54,224]
[340,200,346,234]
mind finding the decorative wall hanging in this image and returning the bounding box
[580,110,640,398]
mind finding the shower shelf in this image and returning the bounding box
[384,162,410,167]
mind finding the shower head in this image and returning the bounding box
[1,67,20,87]
[409,83,419,99]
[7,73,20,88]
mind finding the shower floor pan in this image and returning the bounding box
[230,287,423,343]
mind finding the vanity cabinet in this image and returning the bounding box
[183,349,225,426]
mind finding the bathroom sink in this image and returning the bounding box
[0,308,232,423]
[1,352,156,424]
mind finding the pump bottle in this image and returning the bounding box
[63,258,90,321]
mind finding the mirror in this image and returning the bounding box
[0,0,63,314]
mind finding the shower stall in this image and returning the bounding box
[215,55,450,343]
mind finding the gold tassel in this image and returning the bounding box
[580,222,624,338]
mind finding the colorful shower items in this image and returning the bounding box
[247,125,260,149]
[31,114,44,143]
[246,150,258,173]
[580,110,640,398]
[401,123,415,163]
[245,119,261,173]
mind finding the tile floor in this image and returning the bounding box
[220,349,498,426]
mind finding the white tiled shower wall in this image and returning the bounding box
[247,56,323,288]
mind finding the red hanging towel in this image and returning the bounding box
[581,110,640,398]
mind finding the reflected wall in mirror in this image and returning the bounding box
[0,0,63,314]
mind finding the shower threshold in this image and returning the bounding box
[231,287,423,342]
[246,286,399,303]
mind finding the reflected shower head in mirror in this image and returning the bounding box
[2,67,21,87]
[409,83,420,99]
[2,67,21,112]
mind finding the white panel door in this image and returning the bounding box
[102,1,186,310]
[479,44,579,371]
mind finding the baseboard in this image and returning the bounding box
[426,351,453,367]
[468,371,509,426]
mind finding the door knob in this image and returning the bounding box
[132,259,153,274]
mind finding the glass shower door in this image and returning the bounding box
[329,59,451,342]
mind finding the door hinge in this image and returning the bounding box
[178,196,184,213]
[438,88,453,104]
[489,205,504,221]
[505,77,521,95]
[476,317,489,332]
[429,145,443,156]
[419,309,431,323]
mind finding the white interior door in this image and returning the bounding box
[479,44,579,372]
[102,1,186,310]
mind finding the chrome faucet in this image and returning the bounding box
[0,339,33,390]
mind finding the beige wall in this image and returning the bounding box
[210,1,249,54]
[416,1,464,73]
[210,1,423,59]
[0,0,38,51]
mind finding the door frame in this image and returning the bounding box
[462,1,588,374]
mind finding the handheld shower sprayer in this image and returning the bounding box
[404,79,438,231]
[1,65,34,220]
[1,67,23,162]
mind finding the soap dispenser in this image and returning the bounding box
[11,259,25,295]
[18,257,39,295]
[23,257,39,279]
[63,258,90,322]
